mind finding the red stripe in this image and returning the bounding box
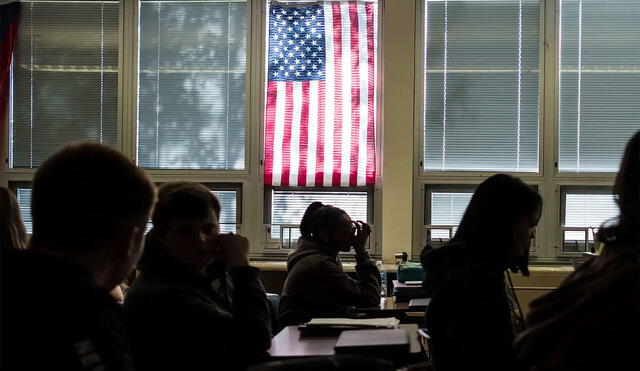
[297,82,310,186]
[280,83,294,186]
[264,81,278,185]
[331,3,343,186]
[365,2,376,185]
[315,81,326,186]
[349,2,361,187]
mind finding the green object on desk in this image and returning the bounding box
[396,262,425,283]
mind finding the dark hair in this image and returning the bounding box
[0,186,28,251]
[300,201,347,240]
[453,174,542,259]
[599,130,639,245]
[152,182,221,235]
[31,142,155,251]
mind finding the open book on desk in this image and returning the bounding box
[298,317,400,336]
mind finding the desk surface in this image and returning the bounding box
[268,324,422,357]
[356,297,413,312]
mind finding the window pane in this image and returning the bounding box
[270,190,369,242]
[563,191,617,244]
[138,0,247,170]
[213,190,238,233]
[10,1,119,168]
[429,191,472,239]
[558,0,640,172]
[423,0,540,172]
[16,188,33,234]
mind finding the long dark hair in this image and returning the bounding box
[599,130,639,245]
[453,174,542,261]
[300,201,347,242]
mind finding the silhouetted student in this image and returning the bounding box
[124,182,271,371]
[0,143,155,371]
[279,202,381,327]
[515,131,640,371]
[0,186,28,251]
[421,174,541,371]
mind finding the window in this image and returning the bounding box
[424,185,538,253]
[416,0,635,260]
[262,0,380,253]
[137,0,247,170]
[561,187,617,253]
[10,0,119,168]
[266,188,370,249]
[423,0,541,172]
[425,187,473,245]
[14,183,239,235]
[9,185,33,234]
[558,0,640,172]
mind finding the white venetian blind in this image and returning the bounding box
[429,191,472,239]
[10,0,119,168]
[137,0,247,170]
[270,190,369,240]
[213,190,239,233]
[16,187,33,234]
[558,0,640,172]
[423,0,540,172]
[564,191,617,241]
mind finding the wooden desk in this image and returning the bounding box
[268,324,422,358]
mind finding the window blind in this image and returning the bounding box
[137,0,247,170]
[16,187,32,234]
[10,0,119,168]
[270,190,368,240]
[558,0,640,172]
[213,190,238,233]
[18,186,237,235]
[423,0,540,172]
[430,191,472,239]
[563,191,617,241]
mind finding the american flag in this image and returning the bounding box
[264,1,377,187]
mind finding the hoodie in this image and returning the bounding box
[514,242,639,371]
[278,237,381,327]
[124,230,271,371]
[421,241,525,371]
[1,248,134,371]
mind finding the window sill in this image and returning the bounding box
[252,261,397,273]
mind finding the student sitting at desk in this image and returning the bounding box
[421,174,542,371]
[279,202,381,327]
[124,182,271,371]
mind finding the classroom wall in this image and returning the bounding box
[380,0,416,263]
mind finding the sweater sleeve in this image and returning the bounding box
[321,252,381,308]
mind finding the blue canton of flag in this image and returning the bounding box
[268,3,326,82]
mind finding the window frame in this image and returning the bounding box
[262,185,380,258]
[413,0,621,262]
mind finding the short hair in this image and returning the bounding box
[300,201,348,240]
[453,174,542,258]
[152,182,221,235]
[31,142,155,251]
[0,186,28,251]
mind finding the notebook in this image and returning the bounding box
[334,328,410,354]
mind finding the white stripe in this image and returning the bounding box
[372,1,378,178]
[307,81,319,186]
[357,2,368,186]
[340,2,352,186]
[289,82,303,185]
[323,2,335,186]
[272,81,286,186]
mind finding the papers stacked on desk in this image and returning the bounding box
[306,317,400,329]
[299,317,400,335]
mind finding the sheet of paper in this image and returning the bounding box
[306,317,400,328]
